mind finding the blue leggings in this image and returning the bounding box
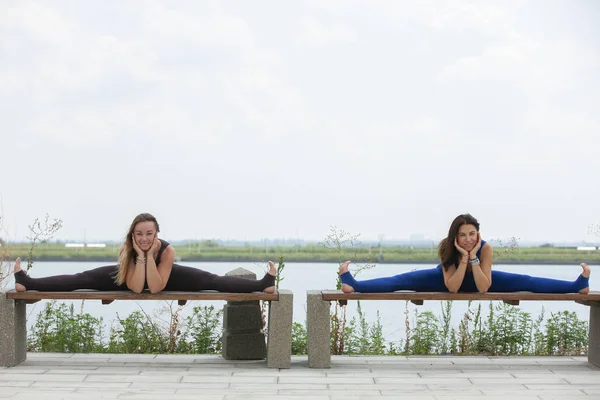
[339,266,589,293]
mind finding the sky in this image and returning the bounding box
[1,0,599,244]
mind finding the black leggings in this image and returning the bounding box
[14,264,275,293]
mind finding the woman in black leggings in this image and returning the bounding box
[13,213,276,294]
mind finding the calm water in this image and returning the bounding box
[7,261,596,343]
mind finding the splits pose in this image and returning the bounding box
[339,214,590,294]
[13,213,276,294]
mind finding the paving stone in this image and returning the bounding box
[177,389,278,396]
[31,381,130,388]
[434,396,539,400]
[278,376,374,384]
[84,374,182,383]
[469,377,569,384]
[0,373,86,382]
[481,388,587,396]
[2,353,599,398]
[375,377,472,385]
[181,376,276,383]
[278,389,381,396]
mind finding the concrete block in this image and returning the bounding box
[266,289,293,369]
[0,293,26,367]
[221,268,266,361]
[222,332,267,360]
[588,303,600,367]
[307,290,331,369]
[223,304,264,332]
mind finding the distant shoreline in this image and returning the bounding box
[6,242,599,265]
[14,256,596,265]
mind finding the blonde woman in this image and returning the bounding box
[14,213,276,294]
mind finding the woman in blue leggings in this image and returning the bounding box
[339,214,591,294]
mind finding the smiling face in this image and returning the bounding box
[133,221,157,252]
[456,223,478,252]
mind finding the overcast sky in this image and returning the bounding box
[1,0,599,244]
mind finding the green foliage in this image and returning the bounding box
[30,302,223,355]
[27,300,590,358]
[28,301,104,353]
[276,256,285,290]
[326,300,589,357]
[108,310,166,353]
[345,302,386,355]
[291,322,308,355]
[410,310,440,355]
[181,305,223,354]
[544,310,588,355]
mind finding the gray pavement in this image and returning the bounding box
[1,353,599,399]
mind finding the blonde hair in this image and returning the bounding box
[114,213,160,285]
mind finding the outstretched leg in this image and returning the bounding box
[489,263,590,294]
[165,262,277,293]
[13,257,124,292]
[338,261,446,293]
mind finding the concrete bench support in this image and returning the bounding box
[266,289,293,369]
[589,303,600,367]
[307,290,331,368]
[0,294,26,367]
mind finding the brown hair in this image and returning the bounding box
[437,213,480,270]
[114,213,160,285]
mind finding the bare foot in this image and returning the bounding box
[579,263,591,294]
[13,258,26,292]
[338,260,355,293]
[263,261,277,293]
[267,261,277,277]
[338,260,351,275]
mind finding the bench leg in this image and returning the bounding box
[0,295,27,367]
[307,290,331,368]
[266,289,293,369]
[589,303,600,367]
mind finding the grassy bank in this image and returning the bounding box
[4,242,599,264]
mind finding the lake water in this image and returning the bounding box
[5,261,596,344]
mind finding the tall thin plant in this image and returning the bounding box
[25,214,63,271]
[320,226,376,355]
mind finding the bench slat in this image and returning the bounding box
[321,290,600,303]
[5,291,279,302]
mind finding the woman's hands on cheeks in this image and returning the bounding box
[132,235,144,257]
[469,232,482,258]
[150,235,161,258]
[454,239,469,264]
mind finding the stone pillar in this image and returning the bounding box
[589,303,600,367]
[266,289,293,368]
[0,293,27,367]
[221,268,266,360]
[307,290,331,368]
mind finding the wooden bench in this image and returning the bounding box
[306,290,600,368]
[0,290,293,368]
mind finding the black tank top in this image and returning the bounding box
[155,238,170,264]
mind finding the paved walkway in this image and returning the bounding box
[1,354,599,399]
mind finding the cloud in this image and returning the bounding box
[295,18,358,47]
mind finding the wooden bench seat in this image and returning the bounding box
[6,290,280,304]
[0,289,293,369]
[307,290,600,368]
